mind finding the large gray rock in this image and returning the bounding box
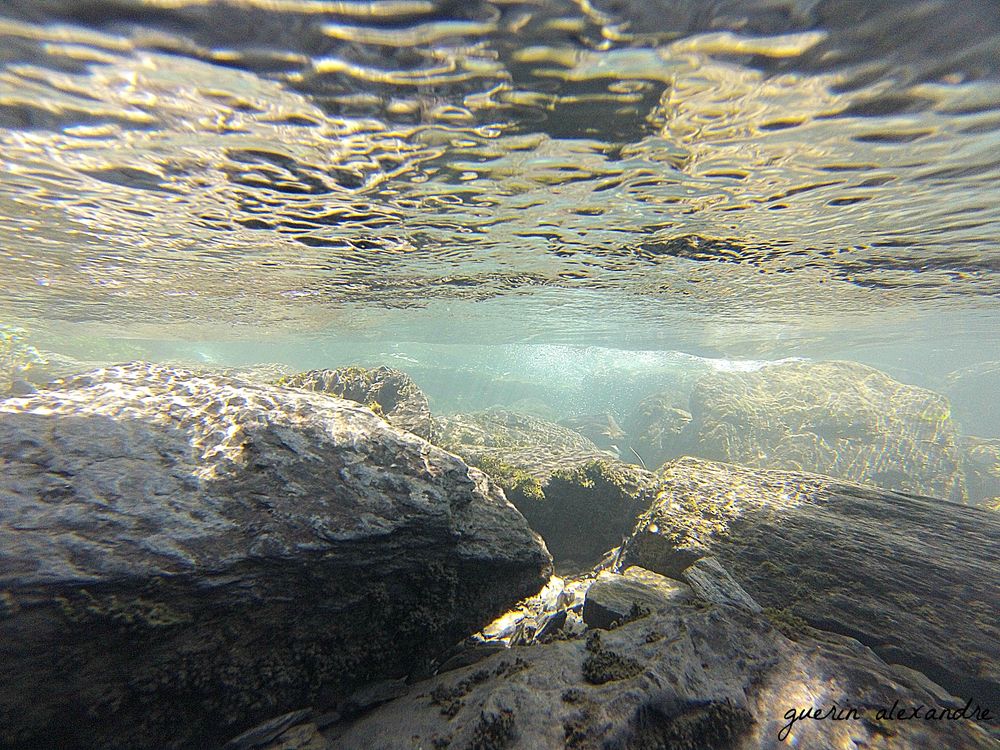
[622,456,1000,711]
[278,365,436,441]
[329,591,997,749]
[0,363,552,750]
[688,359,968,503]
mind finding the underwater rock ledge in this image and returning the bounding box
[0,363,551,750]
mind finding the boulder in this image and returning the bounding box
[0,363,551,750]
[329,586,997,749]
[436,409,655,566]
[582,567,691,630]
[621,456,1000,710]
[687,359,968,502]
[434,408,614,480]
[278,365,436,441]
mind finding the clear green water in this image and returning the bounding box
[1,0,998,498]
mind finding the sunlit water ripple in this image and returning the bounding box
[0,0,998,349]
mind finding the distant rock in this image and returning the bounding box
[435,408,613,479]
[0,326,46,395]
[687,359,967,502]
[0,363,551,750]
[942,360,1000,439]
[329,581,996,749]
[278,365,436,441]
[962,435,1000,508]
[622,456,1000,710]
[558,412,628,454]
[435,409,654,565]
[217,362,295,384]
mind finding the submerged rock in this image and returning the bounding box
[435,409,653,566]
[0,326,46,395]
[0,363,551,750]
[557,412,629,454]
[582,567,691,630]
[962,435,1000,508]
[435,408,613,480]
[278,365,436,441]
[687,359,968,502]
[680,556,762,615]
[621,456,1000,710]
[329,578,996,749]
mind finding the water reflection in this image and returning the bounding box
[0,0,997,335]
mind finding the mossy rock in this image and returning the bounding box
[435,411,652,565]
[623,456,1000,711]
[687,359,967,503]
[277,365,436,441]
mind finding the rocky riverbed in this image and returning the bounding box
[1,361,997,749]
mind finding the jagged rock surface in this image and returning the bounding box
[0,363,551,750]
[278,365,436,441]
[621,456,1000,710]
[687,359,967,502]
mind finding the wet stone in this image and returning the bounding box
[623,456,1000,711]
[582,568,692,630]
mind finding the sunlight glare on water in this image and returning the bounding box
[0,0,998,338]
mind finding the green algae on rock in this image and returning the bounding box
[435,408,655,565]
[623,395,694,470]
[687,359,968,502]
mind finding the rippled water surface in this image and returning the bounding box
[0,1,998,368]
[0,0,997,328]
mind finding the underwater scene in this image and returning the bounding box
[1,0,999,748]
